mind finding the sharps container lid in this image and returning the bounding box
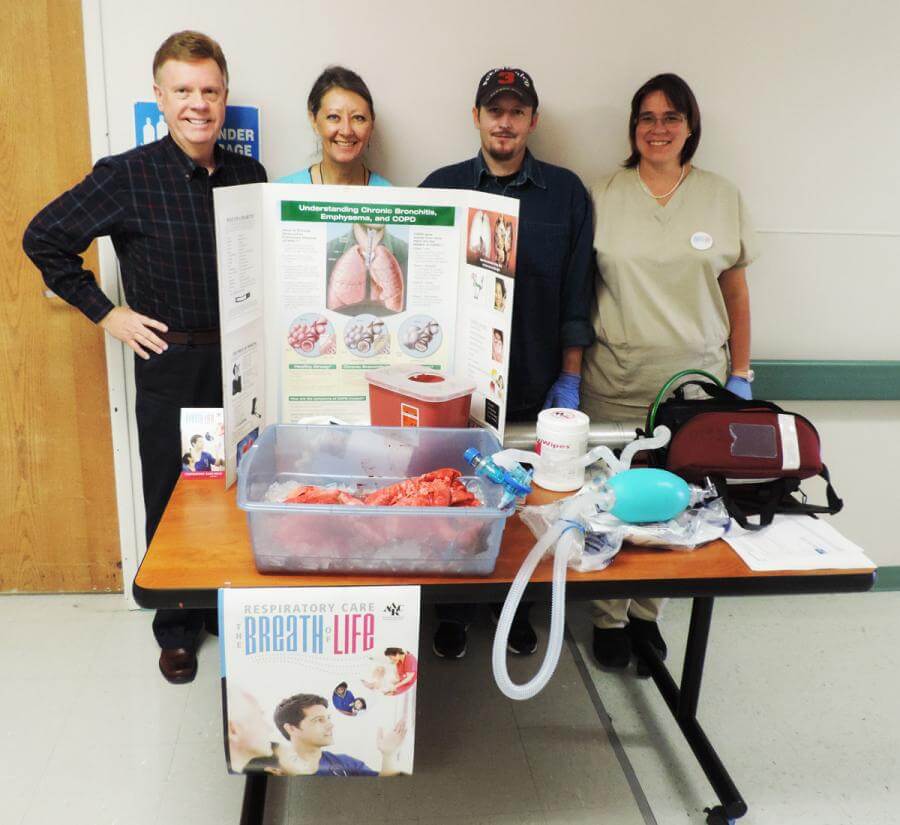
[364,366,476,403]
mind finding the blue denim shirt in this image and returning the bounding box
[421,150,595,419]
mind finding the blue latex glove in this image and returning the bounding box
[542,372,581,410]
[725,374,753,400]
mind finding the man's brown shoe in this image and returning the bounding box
[159,647,197,684]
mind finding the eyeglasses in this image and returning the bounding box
[636,113,687,128]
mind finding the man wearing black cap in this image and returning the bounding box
[421,68,595,659]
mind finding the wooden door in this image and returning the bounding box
[0,0,121,591]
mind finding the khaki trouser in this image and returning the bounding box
[591,598,666,629]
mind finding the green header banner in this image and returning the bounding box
[281,200,455,226]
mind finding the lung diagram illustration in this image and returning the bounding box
[327,223,407,317]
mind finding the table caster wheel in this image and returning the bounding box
[704,805,735,825]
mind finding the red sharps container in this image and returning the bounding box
[365,366,476,428]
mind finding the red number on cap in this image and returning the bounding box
[497,71,515,85]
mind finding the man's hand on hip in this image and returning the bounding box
[99,306,169,359]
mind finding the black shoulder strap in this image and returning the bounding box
[715,475,785,531]
[776,465,844,517]
[717,466,843,531]
[674,381,786,413]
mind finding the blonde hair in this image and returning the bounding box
[153,30,228,86]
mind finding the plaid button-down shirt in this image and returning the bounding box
[23,135,267,330]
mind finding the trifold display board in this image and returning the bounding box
[214,183,519,487]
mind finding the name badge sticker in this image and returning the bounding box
[691,231,713,251]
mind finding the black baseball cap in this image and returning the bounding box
[475,68,538,110]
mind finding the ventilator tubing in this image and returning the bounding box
[491,426,671,478]
[492,519,569,700]
[491,492,605,701]
[490,427,676,700]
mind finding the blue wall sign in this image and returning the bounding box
[133,102,260,160]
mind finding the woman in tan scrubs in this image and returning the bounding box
[582,73,758,672]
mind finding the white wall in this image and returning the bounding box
[84,0,899,566]
[783,402,899,565]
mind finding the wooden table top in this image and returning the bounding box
[133,479,875,603]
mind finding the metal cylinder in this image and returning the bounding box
[502,420,643,451]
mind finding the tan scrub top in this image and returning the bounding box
[582,167,758,422]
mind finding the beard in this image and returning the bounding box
[485,140,518,163]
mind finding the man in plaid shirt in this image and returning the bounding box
[23,31,266,684]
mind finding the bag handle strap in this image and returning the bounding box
[720,467,843,531]
[715,475,783,531]
[646,369,723,433]
[822,465,844,514]
[780,466,844,516]
[673,380,787,416]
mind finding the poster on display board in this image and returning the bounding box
[213,183,519,487]
[219,586,420,776]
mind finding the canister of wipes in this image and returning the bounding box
[533,408,590,492]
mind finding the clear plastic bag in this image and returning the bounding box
[519,495,731,573]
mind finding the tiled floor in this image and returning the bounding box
[1,591,897,824]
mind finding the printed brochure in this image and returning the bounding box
[179,407,225,478]
[220,586,420,776]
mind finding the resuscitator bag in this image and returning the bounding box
[519,493,731,573]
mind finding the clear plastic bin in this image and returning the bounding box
[237,424,514,575]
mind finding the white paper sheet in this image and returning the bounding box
[724,516,876,571]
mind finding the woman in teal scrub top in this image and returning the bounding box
[280,66,390,187]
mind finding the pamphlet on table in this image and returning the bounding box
[220,585,420,776]
[179,408,225,478]
[724,516,876,571]
[213,183,519,486]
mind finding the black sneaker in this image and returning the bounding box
[433,621,468,658]
[627,617,667,677]
[592,626,631,669]
[490,606,538,655]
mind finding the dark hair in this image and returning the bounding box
[273,693,328,740]
[334,681,348,692]
[495,278,506,298]
[624,73,701,168]
[308,66,375,119]
[190,434,203,446]
[153,30,228,86]
[384,647,404,657]
[354,698,367,710]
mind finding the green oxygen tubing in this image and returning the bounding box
[645,369,723,433]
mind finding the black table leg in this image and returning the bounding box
[631,596,748,823]
[240,772,268,825]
